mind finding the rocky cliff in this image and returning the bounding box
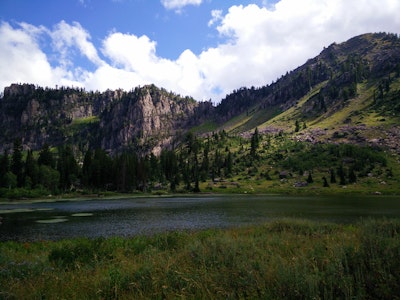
[0,83,211,155]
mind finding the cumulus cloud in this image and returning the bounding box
[200,0,400,99]
[161,0,202,12]
[1,0,400,102]
[0,22,55,89]
[51,21,103,67]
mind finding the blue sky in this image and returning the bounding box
[1,0,400,102]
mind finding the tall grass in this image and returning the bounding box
[1,218,399,299]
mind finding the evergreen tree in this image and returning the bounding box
[137,156,150,191]
[348,167,357,183]
[337,165,346,185]
[250,127,260,158]
[57,145,79,191]
[0,150,10,188]
[225,151,233,177]
[295,120,300,132]
[91,148,112,189]
[81,149,93,187]
[322,176,330,187]
[200,145,209,181]
[149,153,159,183]
[38,143,54,168]
[38,165,60,193]
[306,171,313,183]
[11,138,24,187]
[330,169,336,184]
[24,150,38,188]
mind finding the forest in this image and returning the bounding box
[0,126,393,199]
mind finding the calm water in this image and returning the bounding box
[1,194,400,241]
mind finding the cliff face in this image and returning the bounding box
[0,84,208,155]
[99,85,203,155]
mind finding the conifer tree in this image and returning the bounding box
[330,169,336,184]
[11,138,24,187]
[0,150,10,188]
[57,145,79,191]
[307,171,313,183]
[24,150,38,188]
[348,167,357,183]
[250,127,260,158]
[38,143,54,168]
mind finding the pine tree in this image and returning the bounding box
[306,171,313,183]
[250,127,260,158]
[348,167,357,183]
[330,169,336,184]
[38,143,54,168]
[0,150,10,188]
[225,151,233,177]
[24,150,38,188]
[57,145,79,191]
[295,120,300,132]
[81,149,93,187]
[11,138,24,187]
[337,165,346,185]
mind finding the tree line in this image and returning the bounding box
[0,133,235,195]
[0,128,390,198]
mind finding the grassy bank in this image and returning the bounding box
[1,219,399,299]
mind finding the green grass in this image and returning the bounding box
[1,219,399,299]
[71,116,100,126]
[190,120,218,134]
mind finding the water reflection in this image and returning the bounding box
[0,195,399,241]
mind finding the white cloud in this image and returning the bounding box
[51,20,103,67]
[161,0,202,12]
[0,22,55,89]
[198,0,400,100]
[1,0,400,102]
[208,9,223,27]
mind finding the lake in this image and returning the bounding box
[1,194,400,242]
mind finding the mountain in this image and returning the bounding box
[0,32,399,155]
[211,32,400,152]
[0,84,212,155]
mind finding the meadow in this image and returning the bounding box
[1,218,399,299]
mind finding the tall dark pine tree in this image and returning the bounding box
[24,150,38,188]
[250,127,260,158]
[330,169,337,184]
[57,145,79,191]
[337,165,346,185]
[38,143,54,168]
[0,150,10,188]
[225,151,233,177]
[81,149,93,187]
[11,138,24,187]
[348,167,357,183]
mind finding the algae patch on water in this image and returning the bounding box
[36,218,68,224]
[0,208,53,214]
[71,213,94,217]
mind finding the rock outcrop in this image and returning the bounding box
[0,83,209,155]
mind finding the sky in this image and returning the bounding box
[1,0,400,103]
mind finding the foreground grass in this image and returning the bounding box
[1,219,400,299]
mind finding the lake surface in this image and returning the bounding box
[1,194,400,241]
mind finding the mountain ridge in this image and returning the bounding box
[0,32,399,155]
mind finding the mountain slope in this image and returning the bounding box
[212,33,400,152]
[0,32,399,155]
